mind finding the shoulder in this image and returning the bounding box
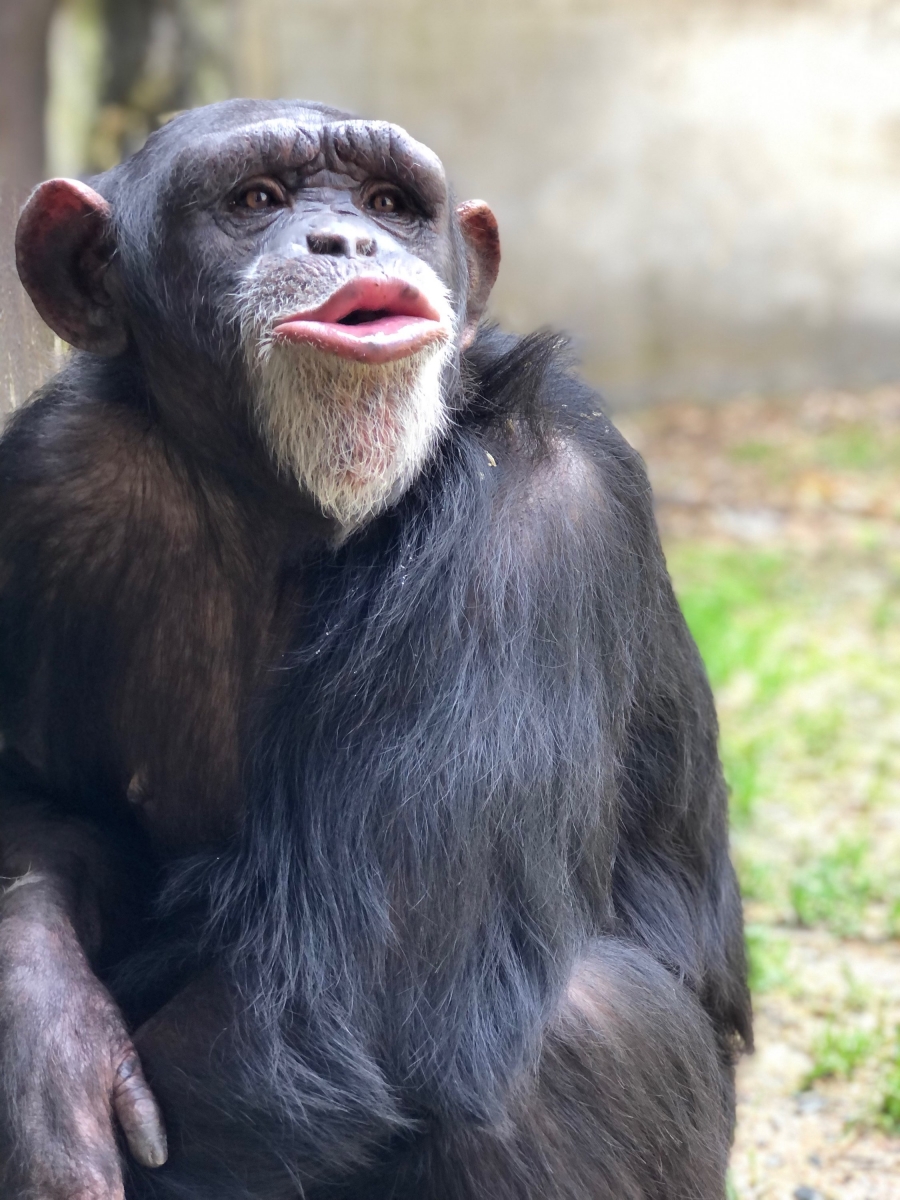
[0,357,202,569]
[461,327,654,531]
[2,356,156,488]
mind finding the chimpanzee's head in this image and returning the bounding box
[15,99,500,526]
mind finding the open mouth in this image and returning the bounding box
[271,277,449,364]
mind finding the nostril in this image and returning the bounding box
[307,233,349,257]
[356,238,377,258]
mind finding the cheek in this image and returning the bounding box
[427,230,468,324]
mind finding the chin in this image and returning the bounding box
[248,335,453,528]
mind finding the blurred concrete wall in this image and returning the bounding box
[224,0,900,406]
[7,0,900,409]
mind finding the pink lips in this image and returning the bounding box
[271,277,449,364]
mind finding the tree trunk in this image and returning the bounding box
[0,0,58,197]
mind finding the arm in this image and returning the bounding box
[0,395,170,1197]
[0,790,167,1199]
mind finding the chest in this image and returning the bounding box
[110,528,286,852]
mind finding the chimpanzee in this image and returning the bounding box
[0,99,750,1200]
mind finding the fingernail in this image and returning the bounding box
[136,1129,168,1168]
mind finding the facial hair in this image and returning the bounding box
[246,334,452,527]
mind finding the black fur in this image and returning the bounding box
[0,101,750,1200]
[123,332,747,1197]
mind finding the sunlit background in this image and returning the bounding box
[3,2,900,1196]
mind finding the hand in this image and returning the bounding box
[0,897,166,1199]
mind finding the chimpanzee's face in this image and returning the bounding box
[153,110,463,353]
[169,112,461,526]
[16,101,500,527]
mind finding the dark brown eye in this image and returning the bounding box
[368,189,405,215]
[235,181,285,212]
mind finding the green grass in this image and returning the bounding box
[840,964,874,1014]
[725,1172,742,1200]
[789,840,875,938]
[729,440,776,466]
[744,923,790,994]
[671,547,793,693]
[734,853,776,904]
[729,424,900,476]
[802,1022,877,1090]
[877,1029,900,1133]
[815,426,900,472]
[648,409,900,1164]
[722,740,765,828]
[668,541,900,941]
[669,546,803,833]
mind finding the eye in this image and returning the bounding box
[367,188,407,216]
[233,180,287,212]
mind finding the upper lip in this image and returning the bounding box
[275,276,442,327]
[270,275,449,364]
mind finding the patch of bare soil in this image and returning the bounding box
[733,933,900,1200]
[617,386,900,554]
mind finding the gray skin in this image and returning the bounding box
[1,100,500,1199]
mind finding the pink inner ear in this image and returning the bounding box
[457,200,498,236]
[457,201,501,299]
[46,181,105,219]
[16,178,123,355]
[456,202,501,346]
[17,178,111,259]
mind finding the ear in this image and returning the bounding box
[456,200,500,350]
[15,178,127,355]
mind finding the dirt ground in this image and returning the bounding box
[728,930,900,1200]
[619,390,900,1200]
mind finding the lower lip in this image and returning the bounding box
[272,314,447,364]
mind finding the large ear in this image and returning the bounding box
[456,200,500,349]
[15,178,127,355]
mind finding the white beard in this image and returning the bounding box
[245,332,452,529]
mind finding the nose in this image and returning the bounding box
[305,219,377,259]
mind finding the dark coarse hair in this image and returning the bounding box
[132,326,750,1193]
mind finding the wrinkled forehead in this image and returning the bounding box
[135,113,449,211]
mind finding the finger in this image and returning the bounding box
[112,1051,168,1168]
